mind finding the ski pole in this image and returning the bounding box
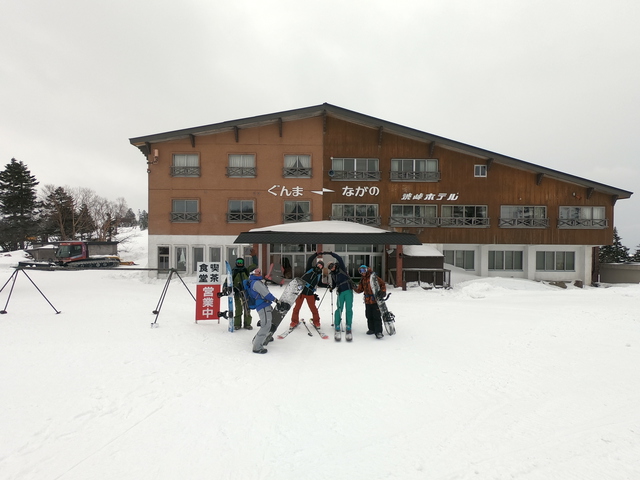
[330,288,334,326]
[316,286,328,308]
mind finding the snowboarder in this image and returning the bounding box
[324,252,355,340]
[232,257,252,330]
[247,268,279,354]
[290,252,328,330]
[354,264,386,339]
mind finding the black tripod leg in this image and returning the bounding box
[0,269,19,314]
[19,269,61,314]
[173,270,196,302]
[151,270,174,327]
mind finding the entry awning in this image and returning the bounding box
[234,220,422,245]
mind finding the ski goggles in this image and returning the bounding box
[358,266,367,274]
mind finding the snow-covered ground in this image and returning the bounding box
[1,228,639,480]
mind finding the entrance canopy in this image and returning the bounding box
[234,220,421,245]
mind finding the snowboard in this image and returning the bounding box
[265,277,305,343]
[225,261,234,332]
[370,272,396,335]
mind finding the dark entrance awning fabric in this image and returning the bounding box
[234,231,421,245]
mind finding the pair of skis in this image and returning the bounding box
[277,318,329,340]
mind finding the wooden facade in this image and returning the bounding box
[130,103,632,284]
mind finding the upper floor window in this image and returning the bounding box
[558,206,607,228]
[331,158,380,181]
[283,155,311,178]
[284,201,311,223]
[390,159,440,182]
[474,165,487,177]
[171,199,200,222]
[330,204,380,226]
[227,200,256,223]
[499,206,548,228]
[441,205,489,227]
[390,204,437,227]
[536,251,575,271]
[227,154,256,178]
[171,154,200,177]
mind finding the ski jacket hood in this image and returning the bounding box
[248,274,277,310]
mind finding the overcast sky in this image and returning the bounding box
[2,1,639,248]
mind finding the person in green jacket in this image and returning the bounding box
[232,258,252,330]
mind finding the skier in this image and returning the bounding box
[232,257,252,330]
[247,268,279,354]
[324,252,355,340]
[290,252,328,329]
[354,264,386,339]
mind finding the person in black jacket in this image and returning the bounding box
[231,258,252,330]
[290,252,327,329]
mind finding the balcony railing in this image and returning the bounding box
[330,170,381,181]
[558,218,608,228]
[227,212,256,223]
[283,167,312,178]
[389,171,441,182]
[170,212,201,222]
[439,217,490,227]
[499,218,549,228]
[170,166,201,177]
[330,215,381,226]
[226,166,257,177]
[389,216,439,227]
[283,212,312,223]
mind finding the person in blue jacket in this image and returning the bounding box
[247,268,279,354]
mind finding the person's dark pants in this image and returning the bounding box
[365,303,383,334]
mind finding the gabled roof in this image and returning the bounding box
[129,103,632,199]
[234,221,422,245]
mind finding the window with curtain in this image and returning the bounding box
[390,159,439,181]
[558,206,607,228]
[283,201,311,222]
[170,199,200,222]
[283,155,311,177]
[227,200,256,222]
[390,204,437,226]
[171,154,200,177]
[227,154,256,177]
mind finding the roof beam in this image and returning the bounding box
[278,117,283,137]
[234,126,239,143]
[536,173,545,185]
[378,126,383,147]
[189,134,195,148]
[586,187,594,199]
[429,141,436,157]
[486,157,494,171]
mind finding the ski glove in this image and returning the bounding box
[314,294,320,301]
[376,291,384,300]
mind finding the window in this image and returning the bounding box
[227,154,256,177]
[440,205,489,227]
[558,206,607,228]
[499,206,548,228]
[489,251,523,270]
[390,159,440,182]
[192,247,204,272]
[331,158,380,180]
[474,165,487,177]
[158,246,169,270]
[284,201,311,222]
[536,251,575,271]
[227,200,255,222]
[443,250,475,270]
[171,154,200,177]
[331,204,380,225]
[283,155,311,177]
[209,247,221,263]
[176,247,187,272]
[390,204,437,226]
[171,199,200,222]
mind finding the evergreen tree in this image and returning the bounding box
[121,208,137,227]
[42,186,76,240]
[0,158,40,250]
[76,203,96,240]
[138,209,148,231]
[630,245,640,262]
[599,227,630,263]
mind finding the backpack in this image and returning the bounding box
[242,279,261,309]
